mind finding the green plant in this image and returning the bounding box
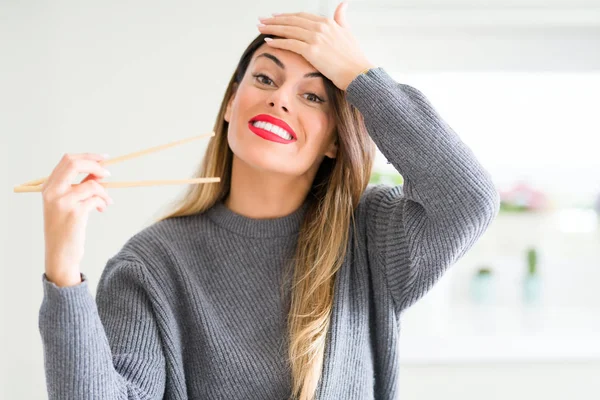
[369,170,404,185]
[476,267,493,276]
[527,247,538,276]
[499,201,529,213]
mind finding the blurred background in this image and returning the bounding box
[1,0,599,399]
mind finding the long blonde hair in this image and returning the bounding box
[157,33,376,400]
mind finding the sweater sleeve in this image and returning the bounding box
[345,67,500,315]
[38,257,166,399]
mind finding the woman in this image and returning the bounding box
[39,3,499,399]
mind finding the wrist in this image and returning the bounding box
[341,63,377,91]
[45,271,83,287]
[45,257,82,287]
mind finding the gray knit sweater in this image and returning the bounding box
[39,67,500,399]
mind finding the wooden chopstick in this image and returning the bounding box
[13,131,219,193]
[13,177,221,193]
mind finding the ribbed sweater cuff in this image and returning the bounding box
[40,273,97,323]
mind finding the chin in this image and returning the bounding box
[229,126,309,176]
[231,147,283,173]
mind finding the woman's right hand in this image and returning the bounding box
[42,153,114,287]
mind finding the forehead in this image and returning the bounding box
[252,45,317,73]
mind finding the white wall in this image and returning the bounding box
[2,1,599,399]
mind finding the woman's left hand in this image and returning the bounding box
[257,1,375,91]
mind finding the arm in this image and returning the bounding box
[38,257,166,399]
[346,67,500,314]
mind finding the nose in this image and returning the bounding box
[267,87,290,113]
[269,101,288,113]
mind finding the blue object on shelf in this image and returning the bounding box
[470,269,494,304]
[523,274,542,304]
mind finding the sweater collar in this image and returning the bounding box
[205,197,310,238]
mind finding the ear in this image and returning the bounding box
[224,83,238,123]
[324,134,338,159]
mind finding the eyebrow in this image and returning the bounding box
[255,52,325,79]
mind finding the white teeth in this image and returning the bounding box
[252,121,293,140]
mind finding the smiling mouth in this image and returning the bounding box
[249,114,297,140]
[248,121,297,144]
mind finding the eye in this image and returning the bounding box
[304,93,325,104]
[253,73,274,86]
[253,73,325,104]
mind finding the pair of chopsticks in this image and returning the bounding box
[13,131,220,193]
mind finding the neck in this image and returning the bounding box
[224,154,317,219]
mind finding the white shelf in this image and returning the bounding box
[398,305,600,364]
[394,208,600,364]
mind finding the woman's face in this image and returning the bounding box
[224,44,337,177]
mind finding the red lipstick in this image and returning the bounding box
[248,114,297,144]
